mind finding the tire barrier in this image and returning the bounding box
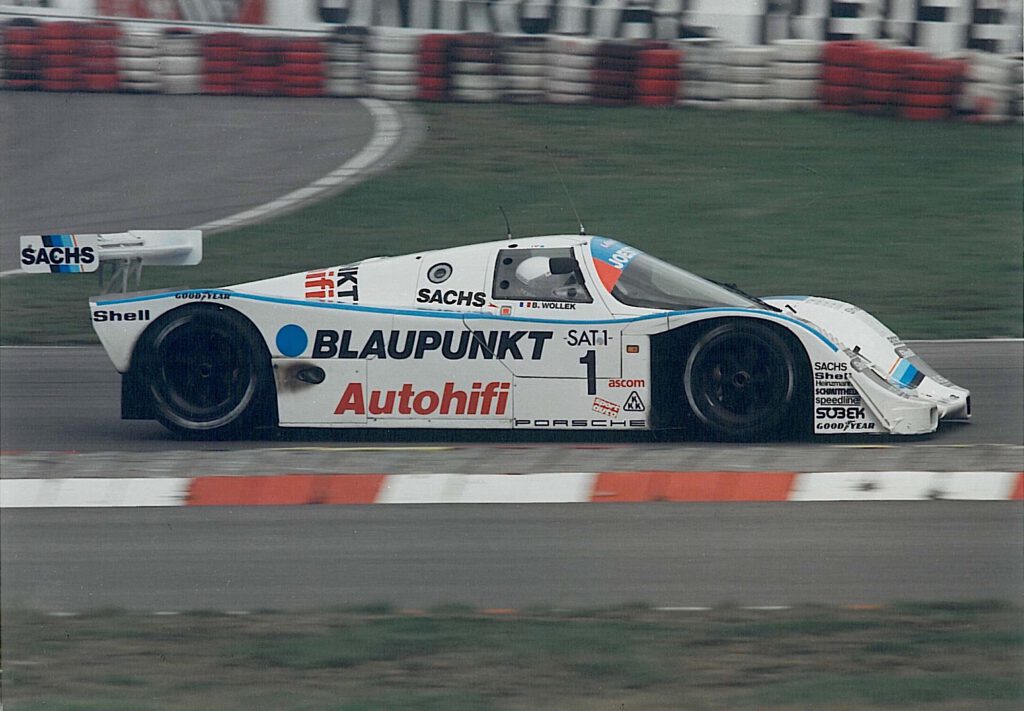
[677,37,728,108]
[545,36,597,105]
[364,28,420,101]
[635,46,681,107]
[119,29,161,93]
[501,34,546,104]
[280,38,326,98]
[159,28,201,95]
[591,41,639,107]
[2,17,1015,123]
[417,33,454,102]
[723,45,773,110]
[767,39,820,112]
[450,33,502,103]
[957,51,1023,123]
[326,29,365,98]
[200,31,243,94]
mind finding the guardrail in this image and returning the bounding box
[2,18,1021,123]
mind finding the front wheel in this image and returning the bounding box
[683,322,803,439]
[137,306,272,438]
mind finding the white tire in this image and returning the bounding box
[119,56,159,71]
[451,87,501,102]
[770,61,820,80]
[770,78,819,100]
[366,51,418,72]
[729,65,767,83]
[327,78,362,96]
[728,82,769,99]
[771,39,822,63]
[545,78,591,95]
[724,46,774,66]
[161,74,201,94]
[366,31,422,54]
[452,73,499,90]
[364,69,417,86]
[160,55,201,76]
[547,64,592,83]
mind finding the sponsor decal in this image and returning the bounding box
[590,238,641,291]
[175,290,229,300]
[592,397,620,417]
[276,324,308,358]
[20,235,97,273]
[813,360,874,432]
[335,381,510,416]
[622,391,645,412]
[566,329,611,347]
[416,289,486,307]
[304,328,553,361]
[93,308,151,323]
[887,358,925,389]
[499,305,513,317]
[518,301,576,310]
[515,419,646,428]
[609,378,645,388]
[305,267,358,302]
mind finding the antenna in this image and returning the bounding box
[547,148,586,236]
[498,205,512,240]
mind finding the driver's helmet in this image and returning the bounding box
[515,256,578,300]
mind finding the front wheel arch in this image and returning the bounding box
[133,304,276,439]
[650,317,812,439]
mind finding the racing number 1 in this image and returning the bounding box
[580,350,596,395]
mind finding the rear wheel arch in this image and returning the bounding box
[131,303,276,438]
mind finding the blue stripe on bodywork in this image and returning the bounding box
[95,289,838,351]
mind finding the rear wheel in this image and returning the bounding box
[683,322,801,439]
[138,306,271,438]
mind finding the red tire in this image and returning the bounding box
[41,79,77,91]
[283,85,323,97]
[203,45,239,62]
[636,66,680,82]
[860,89,896,105]
[417,88,447,101]
[822,40,872,67]
[204,32,243,48]
[418,76,448,91]
[899,106,950,121]
[636,94,675,107]
[5,78,40,89]
[900,78,954,95]
[420,34,452,53]
[859,70,900,91]
[81,56,118,73]
[40,21,81,40]
[418,49,449,65]
[904,61,961,82]
[242,65,279,82]
[634,78,677,97]
[637,48,680,69]
[821,65,861,86]
[283,51,324,65]
[83,22,120,42]
[3,43,39,60]
[42,66,76,81]
[3,27,38,45]
[82,73,120,91]
[203,60,239,74]
[902,92,953,109]
[418,62,450,78]
[286,73,324,87]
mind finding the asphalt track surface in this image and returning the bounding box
[3,504,1020,611]
[0,92,419,273]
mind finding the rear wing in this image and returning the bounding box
[20,231,202,293]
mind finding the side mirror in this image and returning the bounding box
[549,257,577,275]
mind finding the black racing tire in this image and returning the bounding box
[137,305,272,439]
[683,321,802,439]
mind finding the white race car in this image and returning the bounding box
[25,230,971,438]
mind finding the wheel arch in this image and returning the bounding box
[648,315,813,433]
[123,302,277,432]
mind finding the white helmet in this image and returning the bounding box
[514,256,553,284]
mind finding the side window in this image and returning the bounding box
[492,248,593,303]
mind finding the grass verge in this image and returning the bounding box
[1,105,1020,343]
[2,602,1022,710]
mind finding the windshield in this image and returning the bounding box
[589,238,760,311]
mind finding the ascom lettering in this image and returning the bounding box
[312,329,552,360]
[336,381,509,416]
[416,289,486,307]
[21,245,95,266]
